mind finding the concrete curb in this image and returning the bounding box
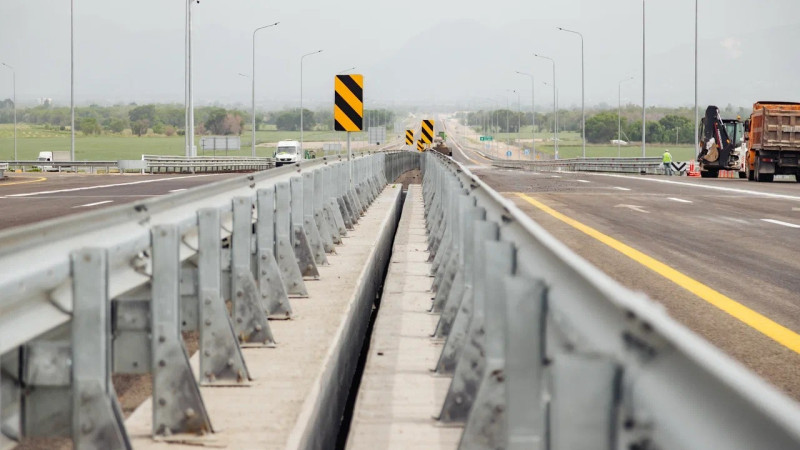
[286,185,403,449]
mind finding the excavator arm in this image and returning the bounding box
[698,105,735,165]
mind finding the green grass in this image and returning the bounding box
[0,124,395,160]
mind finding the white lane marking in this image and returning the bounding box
[614,204,649,214]
[169,188,187,193]
[576,180,590,183]
[761,219,800,229]
[613,187,631,191]
[587,173,800,201]
[7,175,214,198]
[550,175,561,178]
[74,200,113,208]
[792,207,800,212]
[668,197,692,203]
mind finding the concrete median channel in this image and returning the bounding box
[126,174,412,449]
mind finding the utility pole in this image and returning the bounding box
[251,22,279,157]
[1,63,16,161]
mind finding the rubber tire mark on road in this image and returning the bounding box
[0,177,47,187]
[516,192,800,355]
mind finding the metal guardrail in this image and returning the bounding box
[421,151,800,449]
[492,156,664,174]
[139,154,274,173]
[0,162,6,178]
[0,151,419,448]
[0,160,119,173]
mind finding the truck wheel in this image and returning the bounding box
[738,171,747,179]
[746,165,754,181]
[755,158,773,182]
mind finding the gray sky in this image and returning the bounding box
[1,0,798,111]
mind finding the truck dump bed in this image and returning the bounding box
[749,102,800,150]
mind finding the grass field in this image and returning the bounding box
[0,124,388,160]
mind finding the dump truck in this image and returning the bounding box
[697,106,746,178]
[744,101,800,182]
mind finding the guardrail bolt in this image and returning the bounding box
[184,408,196,419]
[158,335,165,343]
[236,290,243,298]
[204,350,211,357]
[158,398,167,406]
[204,319,212,326]
[158,359,166,367]
[227,358,234,367]
[81,420,94,434]
[255,324,262,332]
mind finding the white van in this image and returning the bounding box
[274,140,302,167]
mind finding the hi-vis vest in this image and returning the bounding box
[663,152,672,163]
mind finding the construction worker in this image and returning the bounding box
[663,149,674,176]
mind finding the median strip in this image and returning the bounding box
[517,192,800,355]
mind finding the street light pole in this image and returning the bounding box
[70,0,75,161]
[558,27,585,158]
[300,49,323,154]
[185,0,199,157]
[694,0,699,158]
[251,22,279,158]
[642,0,647,157]
[618,76,633,157]
[1,63,16,161]
[534,53,557,158]
[515,71,536,159]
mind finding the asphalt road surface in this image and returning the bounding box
[0,172,241,231]
[468,163,800,400]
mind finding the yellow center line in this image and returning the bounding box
[0,177,47,187]
[516,192,800,355]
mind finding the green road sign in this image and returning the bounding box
[480,136,493,142]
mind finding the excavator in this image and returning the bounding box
[697,105,746,178]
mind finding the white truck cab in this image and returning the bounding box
[274,140,302,167]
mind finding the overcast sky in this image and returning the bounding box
[1,0,798,111]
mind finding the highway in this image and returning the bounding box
[445,126,800,399]
[0,172,240,230]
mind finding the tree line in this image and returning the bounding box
[0,100,398,137]
[461,103,749,144]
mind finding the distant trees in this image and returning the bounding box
[131,120,149,137]
[203,107,244,135]
[78,117,102,135]
[584,112,695,144]
[275,109,316,131]
[585,112,619,143]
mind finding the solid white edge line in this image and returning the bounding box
[74,200,113,208]
[583,172,800,202]
[761,219,800,229]
[7,174,215,198]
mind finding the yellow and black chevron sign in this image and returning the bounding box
[417,139,424,152]
[420,119,434,144]
[334,74,364,132]
[405,129,414,146]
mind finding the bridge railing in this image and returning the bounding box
[422,151,800,449]
[492,156,664,174]
[0,151,419,448]
[139,154,274,173]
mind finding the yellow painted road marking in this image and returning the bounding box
[516,192,800,355]
[0,177,47,187]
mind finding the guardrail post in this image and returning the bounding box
[290,176,324,273]
[305,171,334,254]
[71,248,131,449]
[459,240,516,449]
[434,205,485,335]
[550,355,618,450]
[151,225,213,437]
[231,197,275,346]
[338,163,357,227]
[311,169,337,251]
[505,277,548,450]
[255,188,293,318]
[323,165,347,239]
[431,194,473,313]
[437,220,498,420]
[275,181,309,296]
[346,160,364,216]
[197,207,251,384]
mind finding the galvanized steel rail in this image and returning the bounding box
[492,156,663,174]
[422,151,800,449]
[0,151,418,448]
[140,154,274,173]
